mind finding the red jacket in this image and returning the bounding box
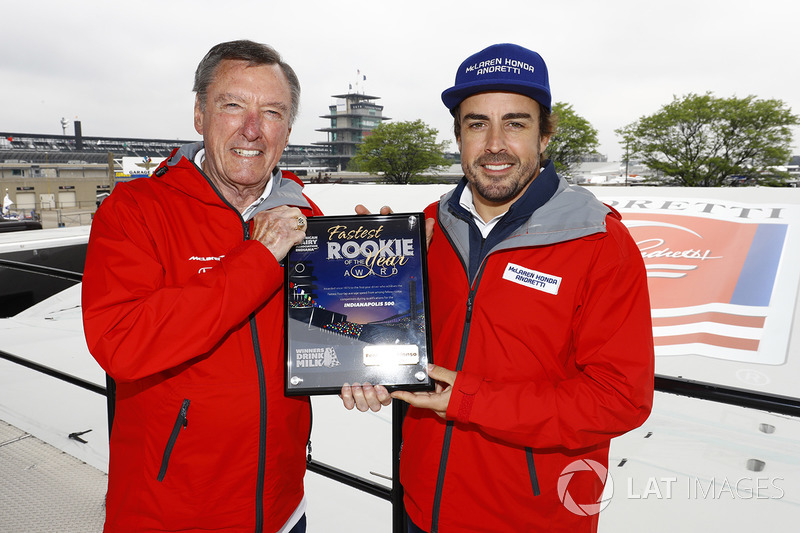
[401,170,654,532]
[82,143,322,532]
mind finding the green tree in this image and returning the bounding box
[349,120,451,184]
[547,102,600,176]
[617,93,799,186]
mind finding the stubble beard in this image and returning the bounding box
[464,153,540,204]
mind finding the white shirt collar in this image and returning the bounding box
[240,175,276,222]
[459,183,507,238]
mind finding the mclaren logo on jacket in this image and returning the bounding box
[189,255,225,274]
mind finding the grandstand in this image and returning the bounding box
[0,126,191,165]
[1,122,335,171]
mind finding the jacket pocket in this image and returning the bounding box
[525,447,541,496]
[157,398,190,482]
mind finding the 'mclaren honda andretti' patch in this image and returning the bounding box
[502,262,562,295]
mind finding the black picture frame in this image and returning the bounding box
[285,213,434,396]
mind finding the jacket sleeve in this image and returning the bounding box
[445,219,655,450]
[81,187,285,383]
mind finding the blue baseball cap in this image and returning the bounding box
[441,43,551,114]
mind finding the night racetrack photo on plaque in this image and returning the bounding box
[285,213,434,395]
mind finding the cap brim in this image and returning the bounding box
[442,80,551,114]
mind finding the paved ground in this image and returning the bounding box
[0,420,106,532]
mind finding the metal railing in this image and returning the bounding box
[2,260,800,533]
[654,375,800,417]
[0,258,83,282]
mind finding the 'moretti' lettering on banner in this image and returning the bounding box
[502,263,561,295]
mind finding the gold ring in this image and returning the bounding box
[296,216,307,230]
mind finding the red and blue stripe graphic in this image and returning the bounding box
[622,214,789,362]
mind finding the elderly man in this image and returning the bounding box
[82,40,321,532]
[344,43,655,533]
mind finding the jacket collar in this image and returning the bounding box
[158,142,310,213]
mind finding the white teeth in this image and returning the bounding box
[485,164,511,171]
[234,149,260,157]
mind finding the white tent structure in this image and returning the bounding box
[1,184,799,531]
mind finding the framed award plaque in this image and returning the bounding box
[285,213,433,395]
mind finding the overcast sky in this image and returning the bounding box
[3,0,798,162]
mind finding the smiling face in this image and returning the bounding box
[457,91,551,219]
[194,59,292,208]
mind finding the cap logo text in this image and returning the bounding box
[465,57,536,77]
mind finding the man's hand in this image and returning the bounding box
[354,204,393,216]
[391,365,456,419]
[424,217,435,250]
[341,382,392,412]
[251,206,307,262]
[354,204,435,250]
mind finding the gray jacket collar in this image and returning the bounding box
[249,176,311,215]
[438,176,611,265]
